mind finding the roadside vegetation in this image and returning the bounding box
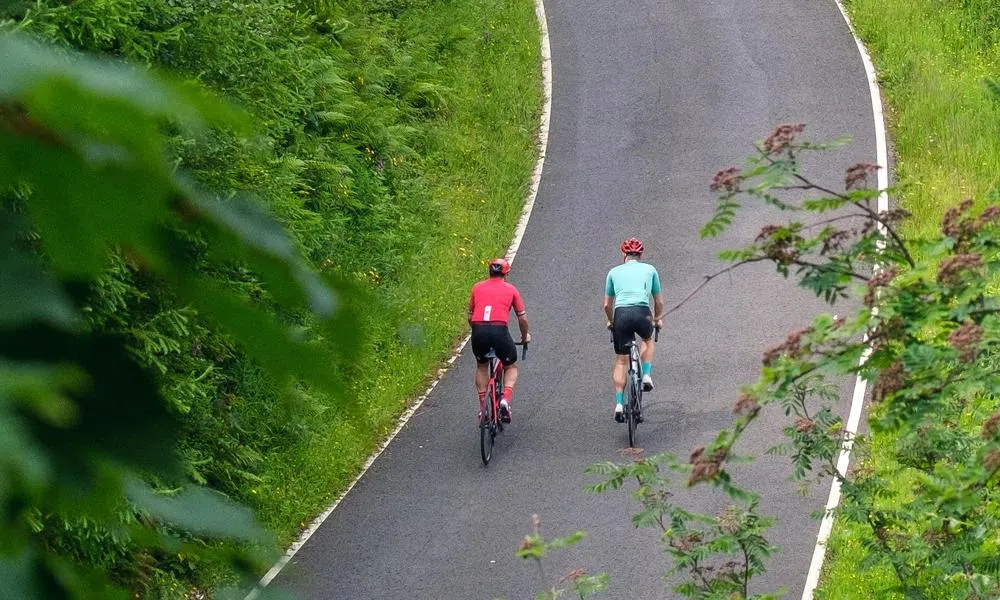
[844,0,1000,236]
[816,1,1000,596]
[0,0,541,596]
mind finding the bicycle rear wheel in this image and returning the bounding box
[480,398,494,466]
[626,377,639,447]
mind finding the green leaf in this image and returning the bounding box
[176,278,343,395]
[0,34,245,133]
[186,191,336,317]
[548,530,587,549]
[0,326,181,480]
[124,477,268,543]
[0,214,77,329]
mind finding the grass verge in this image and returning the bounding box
[817,1,1000,596]
[844,0,1000,238]
[251,0,542,548]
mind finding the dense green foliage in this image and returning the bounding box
[1,0,541,596]
[0,34,340,599]
[706,129,1000,597]
[818,1,1000,595]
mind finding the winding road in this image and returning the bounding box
[269,1,878,597]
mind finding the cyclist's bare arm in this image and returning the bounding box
[516,311,530,343]
[603,295,615,325]
[652,293,665,328]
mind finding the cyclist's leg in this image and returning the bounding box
[612,355,628,394]
[611,307,632,420]
[502,363,518,393]
[491,326,517,421]
[634,306,656,390]
[475,362,489,394]
[470,325,492,407]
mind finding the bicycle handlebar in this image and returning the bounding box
[517,340,529,360]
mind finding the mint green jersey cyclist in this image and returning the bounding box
[603,238,665,423]
[605,261,661,308]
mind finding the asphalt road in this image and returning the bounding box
[272,1,877,597]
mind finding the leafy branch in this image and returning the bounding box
[517,514,609,600]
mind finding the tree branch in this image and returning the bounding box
[665,257,770,316]
[755,147,915,267]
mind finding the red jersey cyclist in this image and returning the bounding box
[468,258,531,423]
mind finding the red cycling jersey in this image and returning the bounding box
[468,278,525,325]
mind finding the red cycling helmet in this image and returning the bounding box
[489,258,511,275]
[620,237,645,255]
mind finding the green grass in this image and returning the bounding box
[816,1,1000,596]
[250,0,542,545]
[844,0,1000,238]
[816,393,998,599]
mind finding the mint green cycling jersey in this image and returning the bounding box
[605,260,661,307]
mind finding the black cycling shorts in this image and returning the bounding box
[612,305,654,355]
[471,324,518,366]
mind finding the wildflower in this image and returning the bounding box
[872,361,904,401]
[795,417,817,433]
[864,266,898,306]
[981,411,1000,440]
[936,253,983,286]
[733,393,761,417]
[984,450,1000,473]
[867,316,905,352]
[977,204,1000,228]
[949,321,984,363]
[941,199,975,239]
[718,505,743,535]
[670,531,702,552]
[689,446,727,485]
[756,224,781,242]
[844,162,880,189]
[879,208,911,224]
[757,227,803,263]
[762,327,811,366]
[762,123,806,154]
[821,229,852,255]
[560,569,588,584]
[710,167,742,193]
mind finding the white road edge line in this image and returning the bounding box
[243,2,553,598]
[801,2,889,598]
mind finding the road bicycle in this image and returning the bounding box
[479,341,528,466]
[612,326,659,448]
